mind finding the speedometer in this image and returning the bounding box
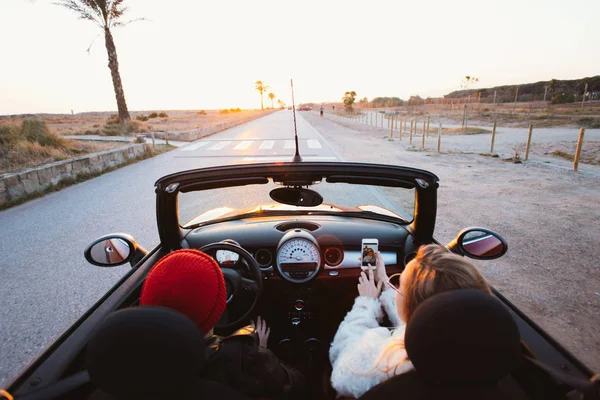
[276,230,321,283]
[216,249,239,265]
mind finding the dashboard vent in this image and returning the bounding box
[275,221,320,232]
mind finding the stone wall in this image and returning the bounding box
[0,144,148,206]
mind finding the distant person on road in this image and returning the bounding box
[320,105,324,117]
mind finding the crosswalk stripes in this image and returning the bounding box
[180,139,326,153]
[233,141,252,150]
[307,139,322,149]
[259,140,275,149]
[181,142,210,151]
[207,141,231,150]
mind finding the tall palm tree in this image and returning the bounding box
[55,0,140,123]
[255,81,269,110]
[268,92,275,109]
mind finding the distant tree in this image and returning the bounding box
[268,92,276,109]
[408,95,423,106]
[55,0,144,123]
[342,91,357,111]
[277,99,285,109]
[255,81,269,110]
[549,78,558,94]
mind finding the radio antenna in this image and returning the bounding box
[290,79,302,162]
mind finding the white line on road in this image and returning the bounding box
[307,139,322,149]
[284,140,295,149]
[233,141,252,150]
[181,142,210,151]
[259,140,275,150]
[207,141,231,150]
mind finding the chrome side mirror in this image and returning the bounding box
[447,228,508,260]
[84,233,146,267]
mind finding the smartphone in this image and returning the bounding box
[361,238,379,268]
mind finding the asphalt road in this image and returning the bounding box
[0,111,341,386]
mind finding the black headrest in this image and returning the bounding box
[86,306,206,400]
[405,289,521,386]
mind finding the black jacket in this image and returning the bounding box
[204,325,305,398]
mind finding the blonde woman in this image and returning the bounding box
[329,244,491,398]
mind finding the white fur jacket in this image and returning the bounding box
[329,289,414,399]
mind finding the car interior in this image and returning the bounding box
[4,162,597,400]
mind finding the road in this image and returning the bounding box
[0,111,339,386]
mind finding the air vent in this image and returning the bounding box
[275,222,320,232]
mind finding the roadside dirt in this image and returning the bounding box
[303,112,600,372]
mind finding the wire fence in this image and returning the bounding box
[319,109,598,172]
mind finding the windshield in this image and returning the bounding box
[179,180,415,228]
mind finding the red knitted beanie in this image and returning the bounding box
[140,249,226,334]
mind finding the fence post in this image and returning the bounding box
[421,121,426,149]
[437,124,442,152]
[490,120,496,153]
[524,124,533,161]
[581,83,588,109]
[513,86,519,112]
[410,120,414,144]
[165,131,169,146]
[573,128,585,171]
[390,116,394,139]
[399,118,402,141]
[426,115,430,137]
[151,131,156,148]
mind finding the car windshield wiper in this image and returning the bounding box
[185,209,409,229]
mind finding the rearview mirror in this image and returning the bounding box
[269,187,323,207]
[447,228,507,260]
[84,233,146,267]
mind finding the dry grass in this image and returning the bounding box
[21,109,269,136]
[442,126,491,135]
[0,120,127,175]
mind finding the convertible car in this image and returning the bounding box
[3,161,598,399]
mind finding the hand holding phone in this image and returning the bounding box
[361,238,379,269]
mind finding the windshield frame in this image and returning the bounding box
[155,162,439,251]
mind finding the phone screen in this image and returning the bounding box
[361,240,378,267]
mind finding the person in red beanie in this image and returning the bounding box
[140,249,305,398]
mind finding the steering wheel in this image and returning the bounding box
[199,241,262,330]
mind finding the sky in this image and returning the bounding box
[1,0,599,114]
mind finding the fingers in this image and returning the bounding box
[360,271,367,282]
[368,264,374,279]
[265,327,271,340]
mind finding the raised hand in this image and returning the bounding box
[251,316,271,348]
[358,264,383,299]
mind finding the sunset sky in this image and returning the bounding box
[1,0,599,114]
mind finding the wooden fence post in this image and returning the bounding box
[426,115,430,137]
[410,120,414,144]
[390,116,394,139]
[151,131,156,148]
[399,118,403,141]
[573,128,585,171]
[524,124,533,161]
[437,124,442,152]
[165,131,169,146]
[490,120,496,153]
[421,121,426,148]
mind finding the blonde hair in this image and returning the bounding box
[352,244,491,375]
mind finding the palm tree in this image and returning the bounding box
[277,99,285,109]
[255,81,269,110]
[55,0,141,123]
[268,92,275,109]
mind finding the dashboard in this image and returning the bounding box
[182,215,416,284]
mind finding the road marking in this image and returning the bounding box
[233,141,252,150]
[284,140,295,149]
[307,139,322,149]
[243,156,337,162]
[207,141,231,150]
[181,142,209,151]
[259,140,275,150]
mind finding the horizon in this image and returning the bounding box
[1,0,599,115]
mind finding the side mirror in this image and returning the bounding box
[84,233,147,268]
[447,227,507,260]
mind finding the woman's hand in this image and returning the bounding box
[358,264,383,299]
[251,316,271,348]
[374,251,388,285]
